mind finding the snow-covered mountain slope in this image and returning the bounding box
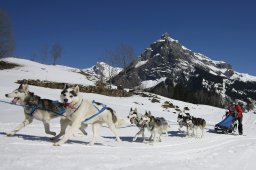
[1,68,256,170]
[0,57,95,86]
[83,61,122,80]
[113,33,256,107]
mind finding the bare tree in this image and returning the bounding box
[40,45,48,64]
[111,44,136,68]
[0,9,15,58]
[102,44,136,88]
[31,52,36,61]
[51,43,62,65]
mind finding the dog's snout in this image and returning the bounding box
[5,94,8,97]
[64,99,68,103]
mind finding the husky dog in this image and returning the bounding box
[53,85,123,146]
[177,112,191,131]
[186,116,206,138]
[177,111,193,136]
[127,108,146,142]
[4,84,83,137]
[140,111,169,144]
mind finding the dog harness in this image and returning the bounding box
[24,100,66,116]
[83,100,107,123]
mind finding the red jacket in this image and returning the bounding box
[235,105,243,118]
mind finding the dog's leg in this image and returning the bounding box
[89,123,101,146]
[107,122,122,143]
[6,117,33,136]
[186,125,189,137]
[79,123,88,136]
[53,118,81,146]
[195,127,198,138]
[201,127,204,138]
[133,128,143,142]
[51,118,70,141]
[43,121,56,136]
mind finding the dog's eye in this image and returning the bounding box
[70,95,73,98]
[15,91,18,94]
[63,94,66,96]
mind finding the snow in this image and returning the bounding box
[231,71,256,82]
[1,58,256,170]
[1,57,95,86]
[139,77,166,89]
[135,60,148,68]
[83,62,122,79]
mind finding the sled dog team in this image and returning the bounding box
[4,83,206,146]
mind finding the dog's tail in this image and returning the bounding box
[107,107,127,128]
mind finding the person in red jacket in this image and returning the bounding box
[235,101,243,135]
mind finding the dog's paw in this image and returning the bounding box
[53,142,62,146]
[6,132,15,137]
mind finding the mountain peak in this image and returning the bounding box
[113,33,256,107]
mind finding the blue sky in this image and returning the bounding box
[1,0,256,75]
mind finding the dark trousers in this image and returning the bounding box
[237,117,243,135]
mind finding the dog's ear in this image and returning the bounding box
[64,84,69,89]
[18,84,23,89]
[130,108,132,112]
[145,111,148,116]
[148,111,152,116]
[134,108,137,112]
[74,85,80,93]
[22,84,29,92]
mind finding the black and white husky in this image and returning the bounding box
[140,111,169,144]
[186,116,206,138]
[177,112,192,136]
[127,108,146,142]
[53,85,124,146]
[4,84,78,137]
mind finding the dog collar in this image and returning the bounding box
[65,99,83,113]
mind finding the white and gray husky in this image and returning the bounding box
[53,84,124,146]
[140,111,169,144]
[127,108,146,142]
[4,84,87,137]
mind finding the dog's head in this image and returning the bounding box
[60,84,80,108]
[5,84,29,104]
[139,111,152,126]
[127,108,139,124]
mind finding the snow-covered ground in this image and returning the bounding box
[1,58,256,170]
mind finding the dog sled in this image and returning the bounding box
[214,114,237,134]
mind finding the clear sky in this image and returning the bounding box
[1,0,256,75]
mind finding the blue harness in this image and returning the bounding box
[83,100,107,123]
[24,100,66,116]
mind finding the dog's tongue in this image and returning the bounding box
[64,103,70,108]
[11,97,19,104]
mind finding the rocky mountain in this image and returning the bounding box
[112,33,256,107]
[83,62,122,80]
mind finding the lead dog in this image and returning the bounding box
[53,85,124,146]
[4,84,89,137]
[127,108,146,142]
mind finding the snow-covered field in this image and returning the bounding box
[1,58,256,170]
